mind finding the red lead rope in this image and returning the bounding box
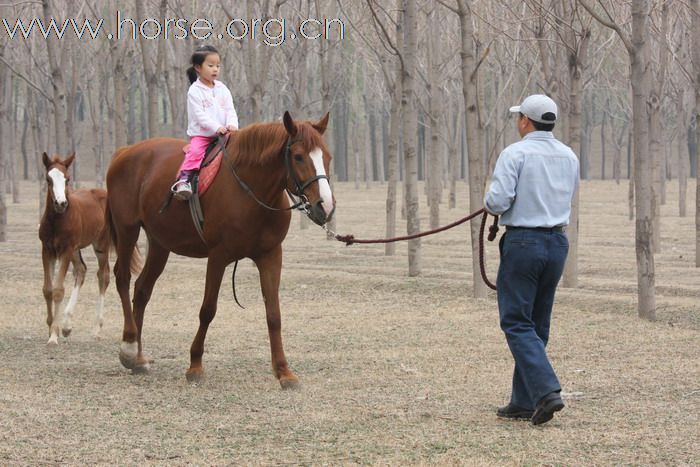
[333,208,500,290]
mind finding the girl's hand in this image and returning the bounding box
[216,127,227,134]
[226,125,238,132]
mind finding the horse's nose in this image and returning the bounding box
[310,200,327,226]
[55,200,67,212]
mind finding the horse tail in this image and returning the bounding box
[104,196,143,275]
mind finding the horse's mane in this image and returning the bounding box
[232,120,328,167]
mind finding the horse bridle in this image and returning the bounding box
[226,136,330,214]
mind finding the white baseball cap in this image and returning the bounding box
[509,94,558,123]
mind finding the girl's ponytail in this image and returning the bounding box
[186,66,197,84]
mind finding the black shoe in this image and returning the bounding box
[531,391,565,425]
[496,403,534,420]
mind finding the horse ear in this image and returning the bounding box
[312,112,330,135]
[283,111,297,137]
[64,152,76,168]
[42,152,51,169]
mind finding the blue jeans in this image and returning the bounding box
[497,228,568,409]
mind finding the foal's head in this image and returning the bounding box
[283,111,335,225]
[42,152,75,214]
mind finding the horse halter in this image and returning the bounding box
[283,137,330,213]
[226,136,330,214]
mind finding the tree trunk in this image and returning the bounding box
[135,0,164,138]
[0,58,8,241]
[42,0,68,154]
[402,0,421,276]
[693,0,700,267]
[561,15,589,289]
[427,4,442,229]
[457,0,487,297]
[631,0,656,319]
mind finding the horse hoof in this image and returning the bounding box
[185,368,204,383]
[279,376,300,390]
[119,341,138,369]
[46,336,59,346]
[119,351,136,369]
[62,328,72,338]
[132,362,150,375]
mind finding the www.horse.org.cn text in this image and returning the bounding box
[1,11,346,47]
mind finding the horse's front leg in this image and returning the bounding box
[41,246,56,341]
[186,255,227,383]
[254,246,299,389]
[48,253,72,345]
[62,250,87,338]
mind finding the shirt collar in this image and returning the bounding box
[193,78,220,90]
[523,131,554,140]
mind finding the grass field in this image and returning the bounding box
[1,179,698,466]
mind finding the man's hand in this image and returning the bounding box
[226,125,238,132]
[216,127,227,135]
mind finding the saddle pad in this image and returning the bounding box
[181,134,229,196]
[197,153,223,195]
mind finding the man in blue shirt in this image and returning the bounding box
[484,94,579,425]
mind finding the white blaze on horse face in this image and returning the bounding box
[309,148,334,216]
[48,168,67,205]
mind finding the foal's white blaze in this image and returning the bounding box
[48,168,67,205]
[309,148,334,216]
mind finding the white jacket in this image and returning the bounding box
[186,78,239,137]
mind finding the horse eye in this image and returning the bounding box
[294,154,303,163]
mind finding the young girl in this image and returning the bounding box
[172,45,239,200]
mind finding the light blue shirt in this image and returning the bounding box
[484,131,579,228]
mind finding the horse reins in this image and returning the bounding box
[329,208,500,290]
[226,137,330,215]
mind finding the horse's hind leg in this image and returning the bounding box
[48,253,72,345]
[254,246,299,389]
[186,254,226,382]
[113,225,141,370]
[129,238,170,373]
[93,242,110,338]
[42,246,56,342]
[62,250,87,338]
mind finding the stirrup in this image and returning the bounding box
[171,180,192,201]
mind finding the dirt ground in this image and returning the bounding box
[1,179,698,466]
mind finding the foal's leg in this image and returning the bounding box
[48,253,72,345]
[41,246,56,341]
[254,246,299,389]
[129,239,170,373]
[114,225,141,370]
[93,243,110,338]
[186,255,227,382]
[62,250,87,337]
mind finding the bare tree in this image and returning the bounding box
[135,0,165,137]
[402,0,421,276]
[581,0,657,319]
[692,0,700,267]
[450,0,488,297]
[41,0,69,154]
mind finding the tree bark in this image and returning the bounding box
[402,0,421,276]
[42,0,68,154]
[693,0,700,267]
[630,0,656,319]
[457,0,486,297]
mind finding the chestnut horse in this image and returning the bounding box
[40,153,111,344]
[105,112,334,387]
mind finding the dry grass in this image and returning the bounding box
[1,179,699,466]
